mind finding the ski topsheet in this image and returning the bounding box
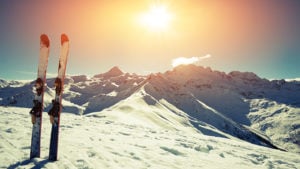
[29,34,50,159]
[48,34,69,161]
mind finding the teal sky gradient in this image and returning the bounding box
[0,0,300,80]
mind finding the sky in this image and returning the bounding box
[0,0,300,80]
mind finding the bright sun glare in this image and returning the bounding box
[139,5,173,31]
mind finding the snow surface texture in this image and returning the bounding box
[0,107,299,169]
[0,65,300,168]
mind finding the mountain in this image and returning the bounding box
[93,66,124,79]
[0,65,299,154]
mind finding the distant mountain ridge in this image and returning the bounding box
[0,65,299,153]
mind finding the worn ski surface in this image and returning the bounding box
[30,34,50,159]
[48,34,69,161]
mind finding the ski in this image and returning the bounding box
[29,34,50,159]
[48,34,69,161]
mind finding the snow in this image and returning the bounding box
[1,65,300,168]
[1,106,299,169]
[248,98,300,153]
[107,91,118,97]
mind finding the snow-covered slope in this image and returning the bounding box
[248,99,300,153]
[1,107,299,169]
[139,65,299,153]
[0,65,299,154]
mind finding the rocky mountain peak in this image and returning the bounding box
[94,66,124,79]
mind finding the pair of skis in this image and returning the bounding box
[29,34,69,161]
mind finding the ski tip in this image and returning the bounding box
[61,34,69,45]
[40,34,50,47]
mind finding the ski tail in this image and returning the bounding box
[61,33,69,45]
[41,34,50,47]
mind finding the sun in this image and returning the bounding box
[139,5,173,31]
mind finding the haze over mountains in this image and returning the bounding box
[1,65,299,155]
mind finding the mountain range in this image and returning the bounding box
[1,65,299,154]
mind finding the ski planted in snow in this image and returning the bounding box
[48,34,69,161]
[29,34,50,159]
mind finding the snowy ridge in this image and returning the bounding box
[143,73,281,149]
[0,65,300,156]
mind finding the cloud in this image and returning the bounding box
[285,78,300,82]
[172,54,211,67]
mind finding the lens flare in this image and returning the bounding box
[139,5,173,31]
